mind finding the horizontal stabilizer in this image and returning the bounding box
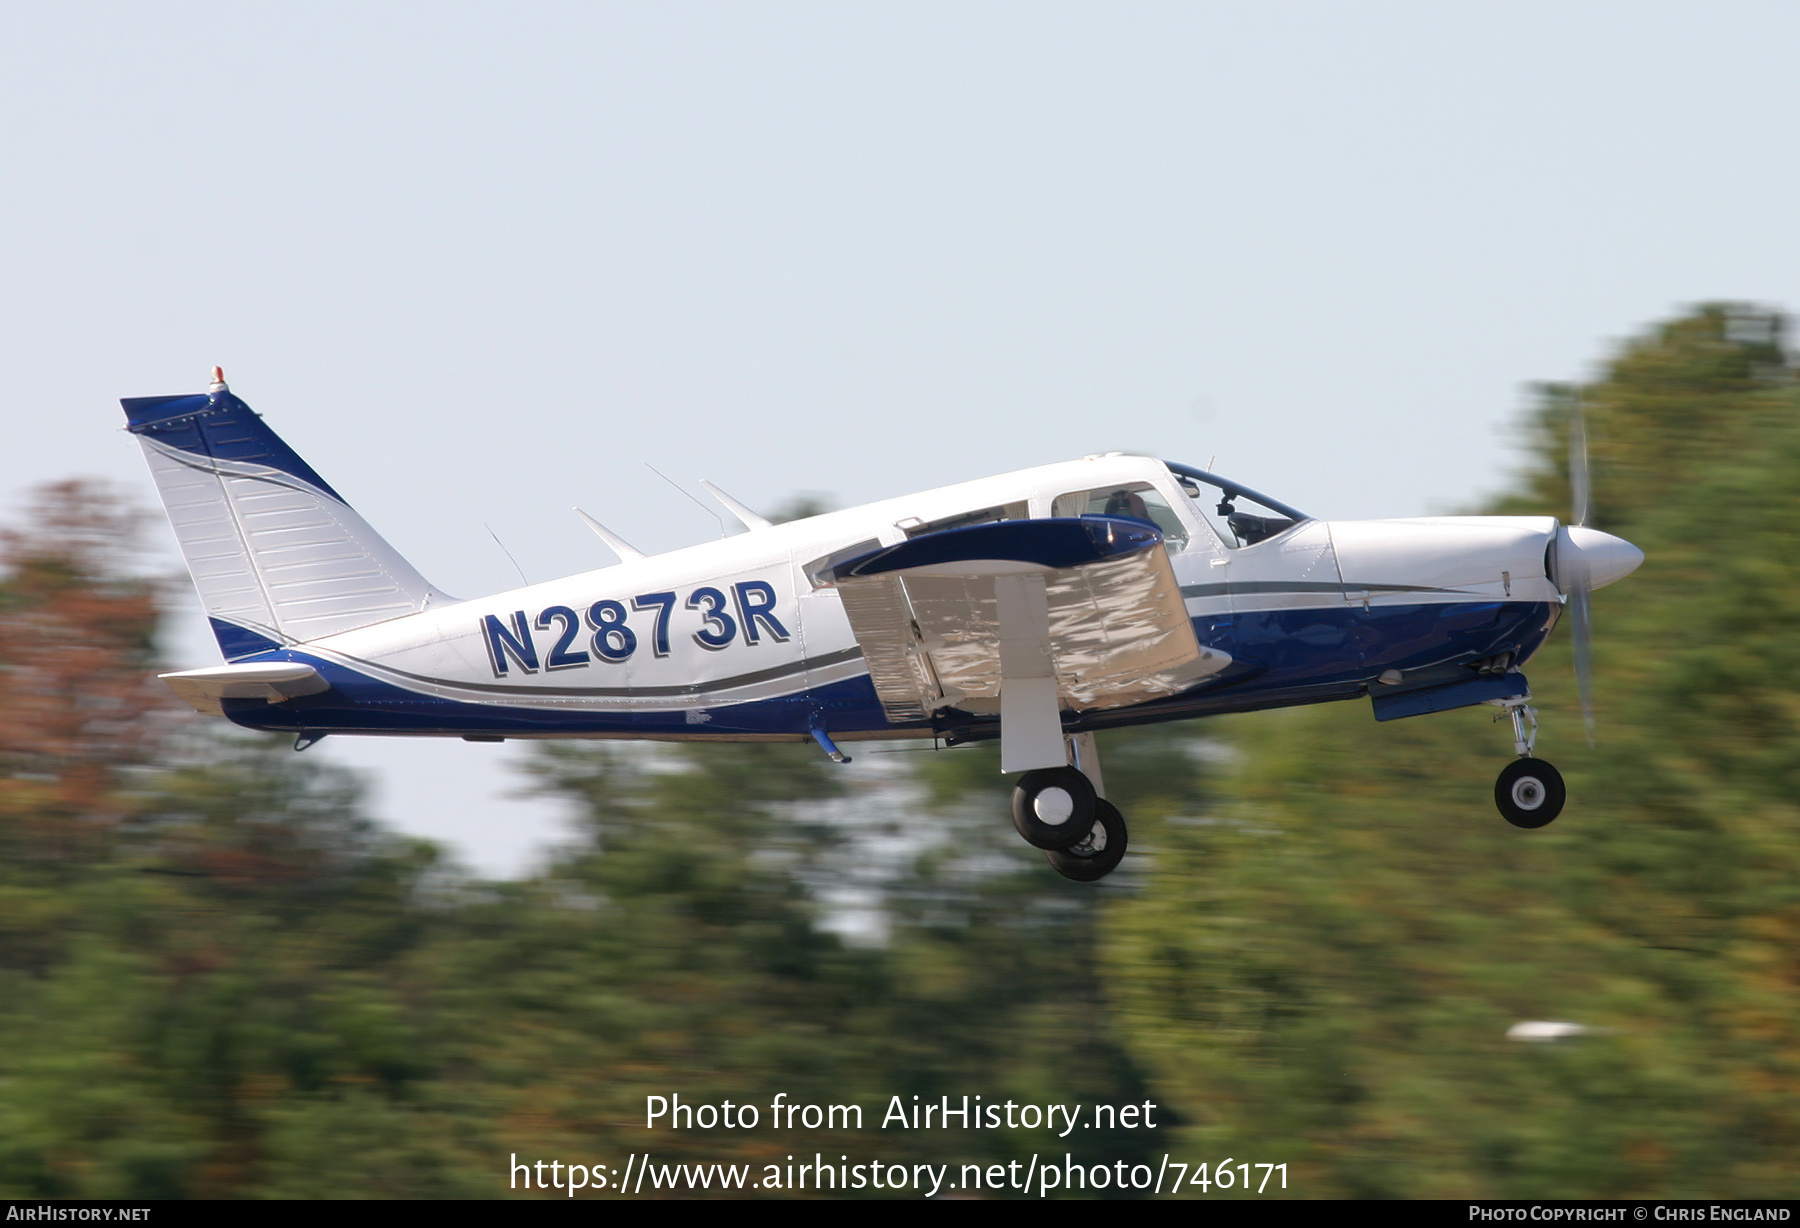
[160,662,330,716]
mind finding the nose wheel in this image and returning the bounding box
[1495,757,1565,828]
[1489,696,1565,828]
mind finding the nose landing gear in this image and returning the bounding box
[1495,757,1565,828]
[1489,696,1566,829]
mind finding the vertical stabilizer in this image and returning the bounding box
[123,375,454,659]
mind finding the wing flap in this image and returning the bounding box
[834,575,937,723]
[823,518,1229,722]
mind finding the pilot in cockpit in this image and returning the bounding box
[1102,489,1152,523]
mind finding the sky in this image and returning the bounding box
[3,3,1795,876]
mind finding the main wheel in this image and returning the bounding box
[1045,799,1128,882]
[1495,757,1566,829]
[1011,767,1097,850]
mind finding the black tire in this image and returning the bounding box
[1495,758,1566,829]
[1046,799,1128,882]
[1011,767,1098,850]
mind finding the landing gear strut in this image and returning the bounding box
[1489,696,1565,829]
[1010,732,1130,880]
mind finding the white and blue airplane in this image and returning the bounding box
[127,370,1643,881]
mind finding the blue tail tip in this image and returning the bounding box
[121,367,237,428]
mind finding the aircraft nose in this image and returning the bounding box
[1553,525,1645,592]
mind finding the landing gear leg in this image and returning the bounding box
[1489,696,1565,829]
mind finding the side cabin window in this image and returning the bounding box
[1050,483,1189,551]
[897,500,1028,539]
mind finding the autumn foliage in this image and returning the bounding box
[0,307,1795,1198]
[0,481,174,865]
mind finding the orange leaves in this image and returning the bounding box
[0,481,180,863]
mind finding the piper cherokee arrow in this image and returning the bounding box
[126,370,1643,881]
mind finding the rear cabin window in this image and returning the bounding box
[898,501,1028,539]
[802,538,882,589]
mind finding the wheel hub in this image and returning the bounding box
[1033,786,1075,825]
[1511,776,1545,810]
[1069,821,1106,856]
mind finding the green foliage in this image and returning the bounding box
[1108,304,1800,1198]
[0,485,1159,1196]
[4,304,1793,1198]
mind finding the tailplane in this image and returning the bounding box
[124,370,454,660]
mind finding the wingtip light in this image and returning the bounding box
[208,366,228,394]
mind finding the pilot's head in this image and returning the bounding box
[1104,489,1150,520]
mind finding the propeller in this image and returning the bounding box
[1565,394,1595,745]
[1549,391,1642,746]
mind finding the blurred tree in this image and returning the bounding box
[440,737,1165,1195]
[0,485,473,1197]
[0,481,169,877]
[10,305,1788,1200]
[0,476,1164,1199]
[1107,304,1800,1198]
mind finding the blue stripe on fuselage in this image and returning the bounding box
[1063,599,1557,733]
[218,599,1557,740]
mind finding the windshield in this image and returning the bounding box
[1162,461,1309,549]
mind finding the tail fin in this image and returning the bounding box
[124,373,454,660]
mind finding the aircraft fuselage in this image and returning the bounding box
[210,455,1564,744]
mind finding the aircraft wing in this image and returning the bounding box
[160,662,331,715]
[816,517,1228,729]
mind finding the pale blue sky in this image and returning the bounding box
[4,3,1794,874]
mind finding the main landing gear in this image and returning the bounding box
[1490,697,1565,829]
[1010,734,1128,881]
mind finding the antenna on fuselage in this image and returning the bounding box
[699,480,772,531]
[573,508,645,562]
[485,524,530,586]
[646,463,731,538]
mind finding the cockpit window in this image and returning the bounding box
[1162,461,1308,549]
[1051,483,1189,550]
